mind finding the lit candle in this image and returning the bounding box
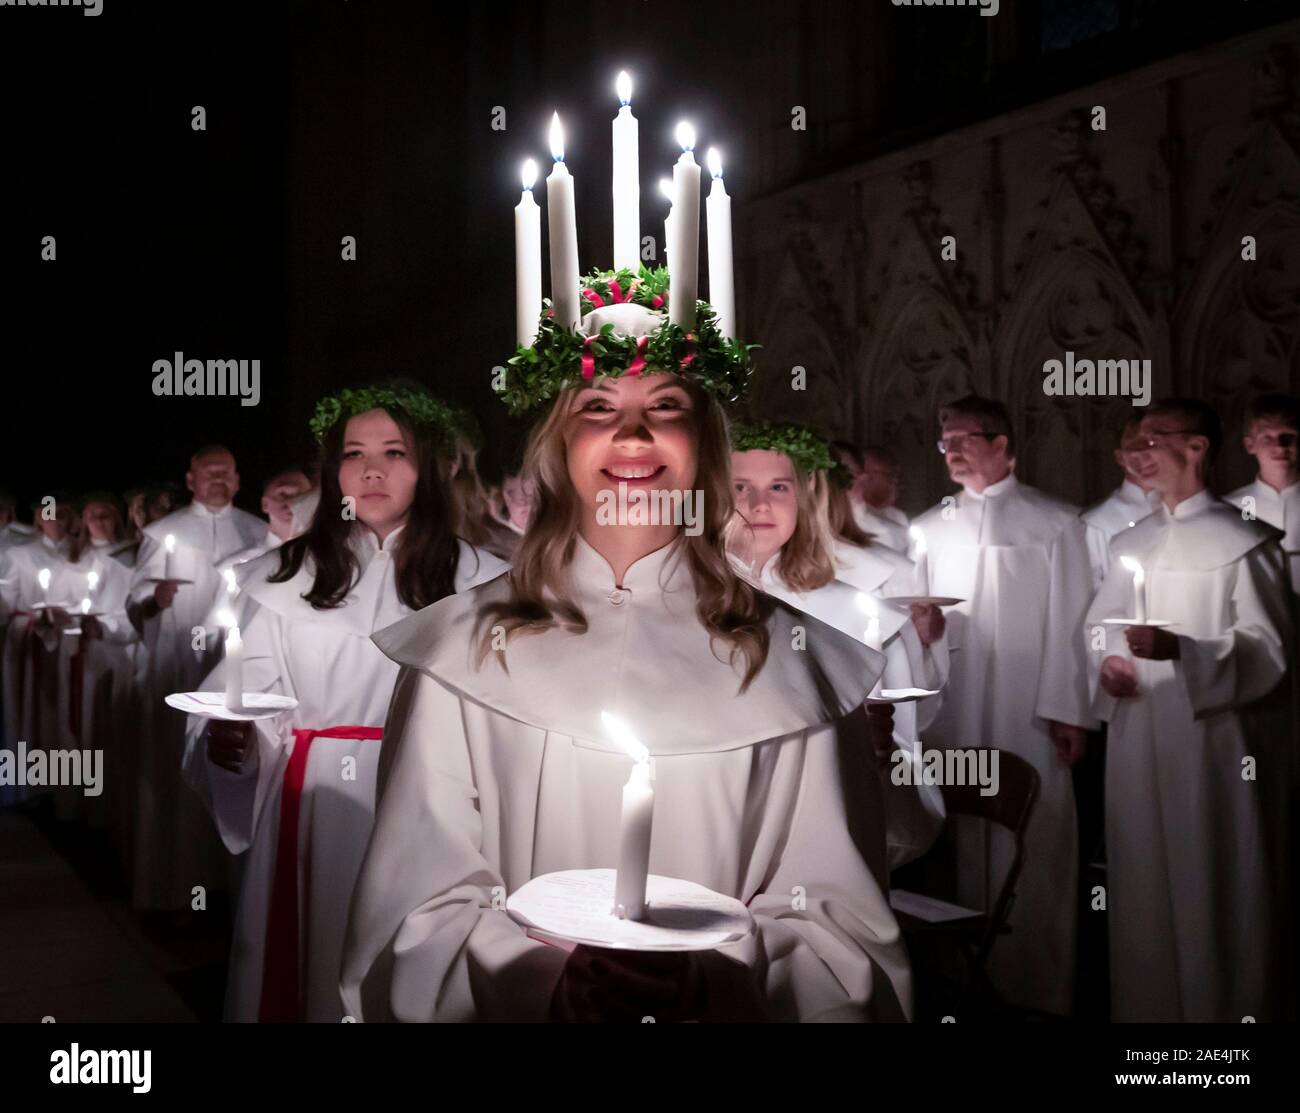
[546,113,581,330]
[669,121,700,328]
[601,710,655,921]
[80,597,92,616]
[38,567,51,605]
[163,533,176,580]
[658,177,674,270]
[705,147,735,339]
[514,158,542,347]
[223,567,238,596]
[611,71,639,273]
[909,525,929,596]
[1120,556,1147,624]
[856,592,882,651]
[224,625,244,710]
[86,571,99,595]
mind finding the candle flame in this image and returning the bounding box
[658,178,673,202]
[164,533,176,554]
[616,70,632,106]
[854,592,879,619]
[224,567,238,594]
[520,158,537,191]
[38,568,51,591]
[549,113,565,162]
[600,710,649,764]
[1119,555,1145,586]
[87,571,99,592]
[215,607,236,629]
[226,625,242,651]
[675,121,696,152]
[908,525,927,556]
[706,147,723,179]
[81,597,92,615]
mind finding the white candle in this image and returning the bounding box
[611,71,639,273]
[669,121,700,329]
[602,711,655,921]
[705,147,735,339]
[546,113,581,330]
[223,567,238,596]
[224,625,244,710]
[856,593,882,651]
[163,533,176,580]
[38,567,51,605]
[514,159,542,347]
[86,571,99,595]
[1120,556,1147,624]
[658,177,674,270]
[909,525,930,596]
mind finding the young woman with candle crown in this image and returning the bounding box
[182,380,508,1022]
[727,421,948,870]
[340,270,913,1023]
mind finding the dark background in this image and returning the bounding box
[0,0,1293,515]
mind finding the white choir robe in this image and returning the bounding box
[1080,480,1161,589]
[0,521,35,554]
[46,549,137,826]
[911,473,1097,1016]
[852,502,910,553]
[1226,478,1300,596]
[182,532,508,1022]
[1085,490,1293,1021]
[750,550,948,869]
[1,537,86,806]
[126,500,268,911]
[342,535,911,1023]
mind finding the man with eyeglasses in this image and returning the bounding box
[910,394,1097,1019]
[1085,398,1292,1021]
[1226,393,1299,595]
[1080,416,1163,589]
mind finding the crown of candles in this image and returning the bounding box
[499,72,755,417]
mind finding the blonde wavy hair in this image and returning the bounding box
[474,380,773,691]
[728,453,838,593]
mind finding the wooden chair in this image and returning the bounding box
[893,749,1041,1015]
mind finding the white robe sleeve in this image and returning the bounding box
[693,713,912,1021]
[181,607,291,854]
[1173,543,1291,719]
[1034,520,1100,730]
[340,666,570,1022]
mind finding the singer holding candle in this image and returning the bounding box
[1085,399,1293,1022]
[343,260,913,1022]
[181,383,506,1022]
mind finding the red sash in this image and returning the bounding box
[258,724,383,1023]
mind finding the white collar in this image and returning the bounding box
[568,532,690,596]
[190,500,233,520]
[963,471,1018,501]
[1119,479,1160,506]
[350,522,407,562]
[1253,476,1300,499]
[1169,488,1215,520]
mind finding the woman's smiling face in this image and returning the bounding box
[562,372,699,522]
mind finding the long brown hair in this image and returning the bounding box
[825,479,873,546]
[728,457,839,593]
[269,401,460,611]
[475,380,773,691]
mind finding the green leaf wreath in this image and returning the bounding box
[729,420,850,487]
[309,385,463,449]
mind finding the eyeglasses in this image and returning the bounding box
[1130,429,1197,450]
[937,433,998,455]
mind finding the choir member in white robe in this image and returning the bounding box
[1080,417,1162,588]
[910,394,1097,1017]
[728,437,948,869]
[1086,399,1293,1021]
[343,369,907,1023]
[1226,393,1299,597]
[183,401,508,1021]
[0,493,34,554]
[1,503,85,780]
[126,446,267,912]
[833,442,910,552]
